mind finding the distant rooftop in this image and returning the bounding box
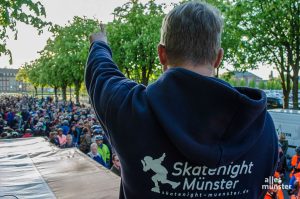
[0,68,18,77]
[233,71,263,80]
[222,71,263,81]
[0,68,19,73]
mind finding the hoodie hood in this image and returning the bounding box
[146,67,267,168]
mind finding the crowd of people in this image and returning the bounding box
[0,94,121,176]
[263,134,300,199]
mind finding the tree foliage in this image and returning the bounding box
[258,81,266,90]
[43,17,99,102]
[248,79,256,88]
[14,0,299,109]
[266,79,282,90]
[0,0,50,63]
[17,17,98,103]
[107,0,165,85]
[17,61,41,95]
[227,0,300,109]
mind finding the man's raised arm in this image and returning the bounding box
[85,25,137,128]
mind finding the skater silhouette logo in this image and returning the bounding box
[141,153,181,193]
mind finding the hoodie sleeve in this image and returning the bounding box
[85,41,138,131]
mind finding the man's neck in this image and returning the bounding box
[168,65,214,77]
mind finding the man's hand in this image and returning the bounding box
[89,22,107,44]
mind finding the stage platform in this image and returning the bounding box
[0,137,120,199]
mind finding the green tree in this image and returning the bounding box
[266,81,274,90]
[239,78,246,87]
[45,17,99,103]
[220,71,235,82]
[21,61,41,96]
[16,67,29,83]
[107,0,165,85]
[274,80,282,90]
[258,81,266,90]
[0,0,49,63]
[37,51,61,101]
[228,78,238,86]
[212,0,250,76]
[228,0,299,109]
[248,79,256,88]
[17,52,58,98]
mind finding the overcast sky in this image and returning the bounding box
[0,0,276,79]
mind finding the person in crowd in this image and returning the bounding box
[0,117,4,134]
[60,120,70,135]
[21,108,30,123]
[96,127,111,150]
[0,132,8,138]
[85,1,278,198]
[49,131,60,146]
[10,131,20,138]
[279,133,289,155]
[22,129,33,138]
[264,171,284,199]
[69,125,81,145]
[63,134,77,148]
[276,143,288,173]
[57,128,67,147]
[44,115,52,136]
[289,164,300,198]
[290,146,300,178]
[276,143,287,179]
[87,143,107,168]
[264,145,285,199]
[6,108,15,128]
[33,121,46,136]
[91,125,104,143]
[79,127,92,154]
[110,154,121,176]
[95,135,110,167]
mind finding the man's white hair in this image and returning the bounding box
[90,143,98,150]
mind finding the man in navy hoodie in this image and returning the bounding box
[85,2,278,199]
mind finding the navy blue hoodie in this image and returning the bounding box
[85,41,278,199]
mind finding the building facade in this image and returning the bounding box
[0,68,28,92]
